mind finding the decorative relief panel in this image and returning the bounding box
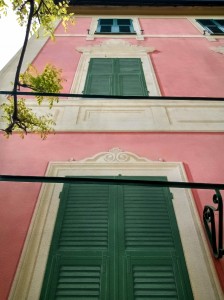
[2,99,223,132]
[77,39,155,54]
[16,99,224,132]
[83,147,149,163]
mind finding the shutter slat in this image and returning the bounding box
[59,185,109,251]
[124,186,175,251]
[132,263,178,299]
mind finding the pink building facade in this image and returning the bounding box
[1,7,224,300]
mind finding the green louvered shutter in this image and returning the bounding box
[116,58,148,96]
[40,183,111,300]
[83,58,114,95]
[84,58,148,96]
[118,181,193,300]
[41,178,193,300]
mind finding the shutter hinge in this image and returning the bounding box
[170,192,174,200]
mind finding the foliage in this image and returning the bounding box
[1,97,55,139]
[0,0,7,16]
[0,0,74,138]
[19,64,65,108]
[1,63,64,138]
[0,0,74,38]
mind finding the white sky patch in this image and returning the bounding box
[0,2,26,70]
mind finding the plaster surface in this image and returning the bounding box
[1,133,224,299]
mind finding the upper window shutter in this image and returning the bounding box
[116,58,148,96]
[84,58,148,97]
[83,58,114,95]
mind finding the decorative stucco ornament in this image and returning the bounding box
[82,147,149,163]
[211,45,224,54]
[77,39,155,54]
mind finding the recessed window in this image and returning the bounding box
[196,19,224,35]
[83,58,148,96]
[96,18,135,34]
[40,178,193,299]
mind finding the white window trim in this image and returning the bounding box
[9,148,223,300]
[187,17,221,41]
[87,16,144,40]
[71,39,161,96]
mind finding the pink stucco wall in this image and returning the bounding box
[1,132,224,299]
[29,18,224,97]
[1,17,224,299]
[55,17,92,34]
[139,18,200,35]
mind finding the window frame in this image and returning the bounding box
[87,17,144,40]
[95,18,135,34]
[71,40,161,96]
[196,19,224,35]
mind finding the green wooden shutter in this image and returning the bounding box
[40,183,111,300]
[116,58,148,96]
[83,58,114,95]
[119,182,193,300]
[84,58,148,96]
[41,177,193,300]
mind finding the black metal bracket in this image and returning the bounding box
[203,190,224,259]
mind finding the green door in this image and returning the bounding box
[40,177,193,300]
[83,58,148,96]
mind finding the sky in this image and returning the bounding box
[0,2,26,70]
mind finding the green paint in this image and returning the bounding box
[40,177,193,300]
[84,58,148,96]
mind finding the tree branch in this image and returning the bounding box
[42,1,51,14]
[18,82,35,90]
[33,0,44,17]
[18,0,29,12]
[5,0,35,134]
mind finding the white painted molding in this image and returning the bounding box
[82,147,149,163]
[76,39,155,54]
[211,45,224,54]
[87,16,144,40]
[187,18,217,41]
[2,99,223,132]
[9,148,223,300]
